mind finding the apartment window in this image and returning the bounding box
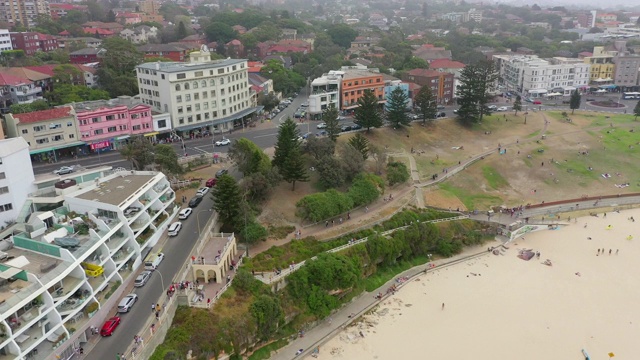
[175,84,181,91]
[213,111,218,117]
[184,83,190,90]
[221,89,225,96]
[107,126,117,133]
[0,172,5,180]
[33,125,46,132]
[106,115,115,121]
[0,203,12,212]
[195,103,200,111]
[221,99,226,106]
[177,73,186,79]
[187,116,193,123]
[21,129,28,134]
[212,100,217,108]
[193,81,198,89]
[186,105,192,112]
[223,109,227,116]
[178,106,183,114]
[220,78,225,85]
[185,94,191,101]
[52,135,64,141]
[36,138,48,144]
[201,80,207,88]
[176,95,182,103]
[196,114,201,121]
[211,90,216,97]
[178,117,184,124]
[210,79,215,86]
[203,102,208,110]
[204,112,210,119]
[94,129,103,135]
[119,125,127,131]
[132,125,141,130]
[158,119,166,128]
[217,69,224,74]
[194,93,199,100]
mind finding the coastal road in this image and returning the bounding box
[91,196,215,360]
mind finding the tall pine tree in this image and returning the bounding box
[272,117,299,170]
[513,95,522,115]
[354,89,383,132]
[322,104,341,142]
[633,99,640,121]
[281,146,309,190]
[456,61,498,125]
[569,89,581,114]
[211,174,242,227]
[414,85,437,125]
[386,87,410,128]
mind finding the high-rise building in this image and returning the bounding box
[613,56,640,90]
[135,48,261,135]
[0,137,34,226]
[0,0,51,28]
[402,69,455,104]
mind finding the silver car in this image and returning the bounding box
[134,271,152,287]
[117,294,138,313]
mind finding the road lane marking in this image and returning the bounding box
[253,133,278,138]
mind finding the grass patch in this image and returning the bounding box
[525,130,540,139]
[438,183,503,210]
[268,225,295,240]
[481,166,508,189]
[600,128,640,153]
[362,255,430,292]
[589,113,637,127]
[248,339,289,360]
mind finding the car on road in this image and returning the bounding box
[188,196,203,207]
[453,109,458,114]
[206,178,217,187]
[316,122,327,129]
[436,112,446,118]
[488,105,498,110]
[134,271,152,287]
[437,105,445,110]
[351,124,362,130]
[298,132,312,141]
[100,316,121,336]
[533,100,542,105]
[117,294,138,313]
[341,125,352,132]
[178,208,192,220]
[497,106,509,111]
[316,130,328,137]
[215,138,231,146]
[196,187,209,196]
[53,166,74,175]
[168,221,183,236]
[215,169,228,178]
[586,98,595,102]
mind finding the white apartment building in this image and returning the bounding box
[308,70,343,119]
[0,138,35,227]
[493,55,590,97]
[136,47,261,135]
[0,30,12,52]
[0,167,177,360]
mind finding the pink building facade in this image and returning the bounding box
[74,98,154,151]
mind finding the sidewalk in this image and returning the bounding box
[268,244,494,360]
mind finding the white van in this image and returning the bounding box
[144,252,165,271]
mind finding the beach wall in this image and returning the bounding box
[507,224,553,242]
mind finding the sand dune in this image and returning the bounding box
[313,209,640,360]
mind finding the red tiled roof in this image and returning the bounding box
[0,72,28,86]
[429,59,466,69]
[83,28,114,35]
[59,30,70,35]
[25,64,96,77]
[406,68,447,77]
[13,107,73,124]
[267,45,307,53]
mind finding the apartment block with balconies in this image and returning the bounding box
[308,71,343,119]
[340,69,385,111]
[0,169,177,360]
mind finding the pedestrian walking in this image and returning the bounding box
[442,303,445,310]
[609,249,612,255]
[325,221,329,228]
[616,249,619,255]
[155,311,159,320]
[155,303,161,312]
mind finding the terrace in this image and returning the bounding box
[75,174,155,207]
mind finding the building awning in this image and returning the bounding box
[563,86,576,91]
[593,78,613,82]
[115,135,130,141]
[528,89,548,94]
[144,132,160,137]
[29,141,87,155]
[175,106,263,132]
[599,84,617,89]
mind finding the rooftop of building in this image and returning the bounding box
[341,69,382,80]
[75,173,156,206]
[406,68,450,77]
[70,48,101,56]
[137,43,191,52]
[68,96,147,113]
[0,137,29,157]
[9,107,74,124]
[136,57,246,73]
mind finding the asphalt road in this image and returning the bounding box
[91,195,215,360]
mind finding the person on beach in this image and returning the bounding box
[442,303,445,310]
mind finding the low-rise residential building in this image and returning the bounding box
[0,71,44,105]
[0,29,13,52]
[71,96,154,152]
[402,69,455,104]
[115,12,142,25]
[69,48,103,65]
[0,137,34,226]
[0,167,176,360]
[56,37,101,50]
[49,3,88,20]
[340,68,385,110]
[25,64,98,88]
[309,71,342,118]
[583,46,616,85]
[120,26,157,44]
[82,22,124,34]
[137,44,190,62]
[4,107,84,157]
[135,48,260,135]
[412,44,452,63]
[9,32,58,56]
[493,54,590,97]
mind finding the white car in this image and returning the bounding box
[53,166,74,175]
[497,106,509,111]
[488,105,498,110]
[196,187,209,196]
[134,271,152,287]
[117,294,138,313]
[317,122,327,129]
[178,208,193,219]
[215,138,231,146]
[167,222,182,236]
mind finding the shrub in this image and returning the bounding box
[295,189,353,222]
[240,220,268,244]
[386,161,410,185]
[347,173,382,206]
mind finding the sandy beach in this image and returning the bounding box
[313,209,640,360]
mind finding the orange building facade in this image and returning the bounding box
[340,70,385,110]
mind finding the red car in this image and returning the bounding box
[533,100,542,105]
[100,316,121,336]
[206,178,217,187]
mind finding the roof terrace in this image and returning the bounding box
[75,173,155,207]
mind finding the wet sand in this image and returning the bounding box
[313,209,640,360]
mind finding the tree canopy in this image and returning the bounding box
[120,136,154,170]
[456,61,498,125]
[414,85,437,125]
[327,24,358,48]
[569,89,581,114]
[386,87,411,128]
[353,89,384,132]
[321,104,341,142]
[212,174,243,227]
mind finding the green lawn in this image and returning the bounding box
[481,166,508,190]
[438,183,503,210]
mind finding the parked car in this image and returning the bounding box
[134,271,152,287]
[53,166,74,175]
[316,130,328,137]
[298,132,312,141]
[410,114,420,120]
[168,222,183,236]
[488,105,498,110]
[497,106,509,111]
[586,98,596,102]
[117,294,138,313]
[533,100,542,105]
[215,169,228,178]
[100,317,121,336]
[215,138,231,146]
[316,122,327,129]
[206,178,217,187]
[351,124,362,130]
[188,196,203,207]
[196,187,209,196]
[341,125,352,132]
[178,208,192,219]
[124,207,141,216]
[437,105,445,110]
[453,109,458,114]
[436,112,446,118]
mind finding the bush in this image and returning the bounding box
[240,220,268,244]
[347,173,383,206]
[386,161,410,185]
[295,189,353,222]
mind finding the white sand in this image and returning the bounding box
[314,210,640,360]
